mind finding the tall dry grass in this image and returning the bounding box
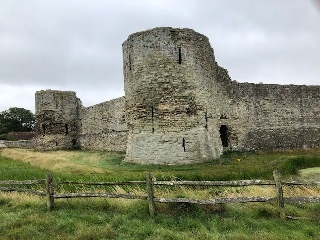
[0,148,107,174]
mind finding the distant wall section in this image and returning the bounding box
[79,97,127,151]
[34,90,81,150]
[243,83,320,150]
[35,90,127,151]
[215,68,320,151]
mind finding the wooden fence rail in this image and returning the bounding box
[0,179,46,196]
[1,170,320,219]
[0,179,46,185]
[58,180,146,186]
[153,179,275,186]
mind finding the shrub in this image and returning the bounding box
[0,133,15,141]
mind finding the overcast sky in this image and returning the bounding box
[0,0,319,113]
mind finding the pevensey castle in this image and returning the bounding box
[34,27,320,164]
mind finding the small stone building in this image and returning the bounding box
[35,27,320,164]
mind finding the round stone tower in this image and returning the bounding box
[34,90,81,150]
[123,27,222,164]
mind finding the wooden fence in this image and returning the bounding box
[1,170,320,219]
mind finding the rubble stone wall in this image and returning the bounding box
[79,97,127,151]
[216,67,320,151]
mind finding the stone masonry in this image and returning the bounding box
[35,27,320,164]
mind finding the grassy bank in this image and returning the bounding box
[2,148,320,182]
[1,148,320,239]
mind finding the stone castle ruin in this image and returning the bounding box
[35,27,320,164]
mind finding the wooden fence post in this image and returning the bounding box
[273,170,285,220]
[46,173,54,211]
[146,172,156,217]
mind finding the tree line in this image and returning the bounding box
[0,107,35,140]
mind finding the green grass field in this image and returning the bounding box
[1,148,320,239]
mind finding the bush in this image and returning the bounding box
[0,134,15,141]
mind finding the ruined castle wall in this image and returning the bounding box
[216,68,320,150]
[78,97,127,151]
[123,27,222,164]
[34,27,320,164]
[34,90,81,150]
[206,67,250,151]
[242,83,320,150]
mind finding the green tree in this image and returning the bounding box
[0,107,35,134]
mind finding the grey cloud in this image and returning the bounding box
[0,0,319,112]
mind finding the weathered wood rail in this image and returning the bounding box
[0,179,46,196]
[1,170,320,219]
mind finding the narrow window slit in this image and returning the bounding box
[182,138,186,152]
[178,47,182,64]
[129,54,132,70]
[205,110,208,129]
[42,124,46,136]
[151,106,155,133]
[65,124,69,135]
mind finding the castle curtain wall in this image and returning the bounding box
[216,70,320,150]
[78,97,127,152]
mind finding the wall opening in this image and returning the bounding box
[182,138,186,152]
[151,105,154,133]
[42,124,46,136]
[205,110,208,129]
[178,47,182,64]
[65,124,69,135]
[129,54,132,70]
[219,125,229,148]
